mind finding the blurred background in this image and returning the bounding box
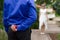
[0,0,60,40]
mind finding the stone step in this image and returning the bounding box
[47,21,56,25]
[31,32,52,40]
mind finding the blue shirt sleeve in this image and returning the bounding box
[17,0,37,31]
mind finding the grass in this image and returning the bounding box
[57,34,60,40]
[55,13,60,17]
[0,29,8,40]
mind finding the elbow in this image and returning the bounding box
[32,15,37,22]
[34,16,37,21]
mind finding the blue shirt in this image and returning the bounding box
[3,0,37,32]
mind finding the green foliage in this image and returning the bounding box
[31,21,39,29]
[57,34,60,40]
[0,0,3,10]
[53,0,60,16]
[36,0,52,5]
[0,11,4,29]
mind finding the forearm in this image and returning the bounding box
[17,17,37,31]
[36,4,40,8]
[17,4,37,31]
[17,0,37,31]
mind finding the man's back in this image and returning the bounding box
[3,0,37,40]
[4,0,29,18]
[3,0,37,32]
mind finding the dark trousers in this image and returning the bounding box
[8,27,31,40]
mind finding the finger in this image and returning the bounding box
[11,26,15,31]
[11,25,17,32]
[15,29,17,31]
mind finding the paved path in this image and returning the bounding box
[31,31,52,40]
[47,21,60,33]
[31,20,60,40]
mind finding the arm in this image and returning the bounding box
[46,9,48,20]
[36,4,41,8]
[17,0,37,31]
[4,0,24,32]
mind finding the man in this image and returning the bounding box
[3,0,37,40]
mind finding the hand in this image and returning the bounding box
[36,4,40,8]
[11,25,17,32]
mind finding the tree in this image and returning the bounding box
[36,0,52,5]
[53,0,60,15]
